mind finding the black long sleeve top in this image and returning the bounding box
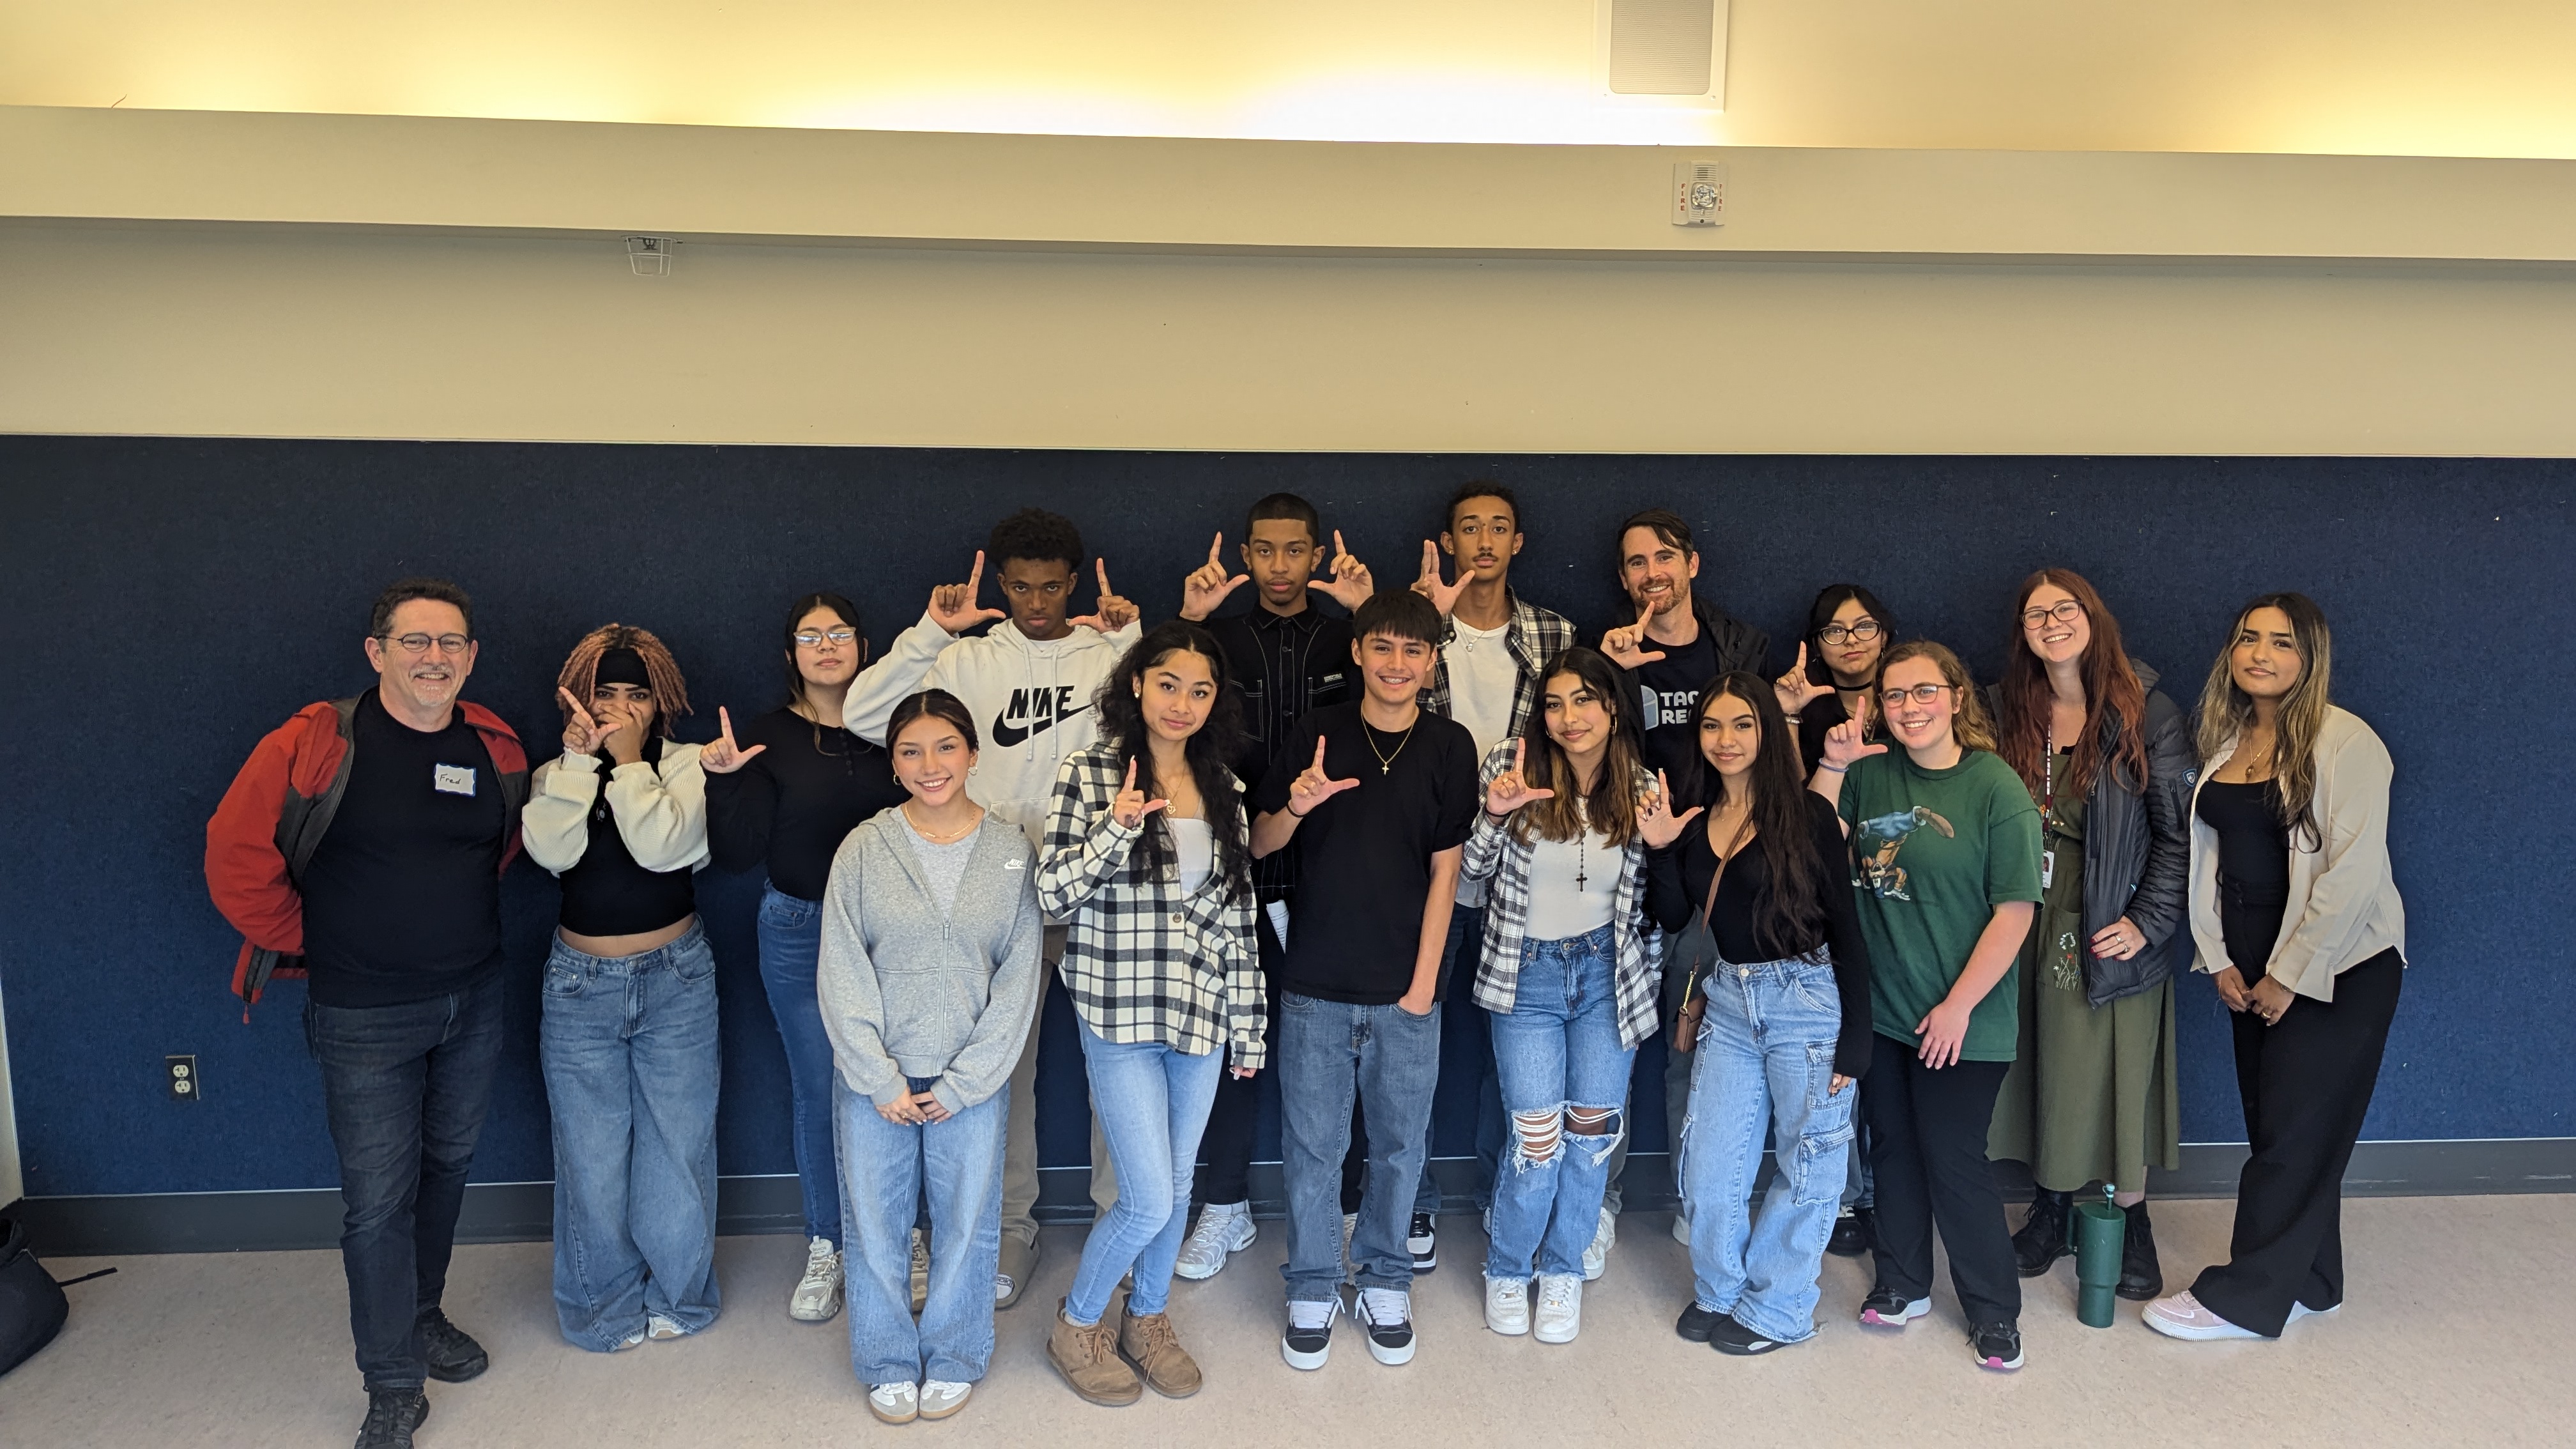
[703,706,907,901]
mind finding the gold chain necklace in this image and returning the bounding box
[1363,719,1416,776]
[902,803,981,843]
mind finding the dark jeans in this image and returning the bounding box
[1861,1032,2019,1326]
[2194,949,2404,1337]
[304,972,505,1392]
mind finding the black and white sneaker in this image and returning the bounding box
[1354,1287,1416,1365]
[1406,1212,1439,1273]
[1859,1287,1931,1328]
[1674,1302,1723,1343]
[1708,1312,1790,1356]
[1969,1320,2025,1372]
[1282,1296,1338,1371]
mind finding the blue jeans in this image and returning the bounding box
[1067,1022,1226,1324]
[304,972,504,1393]
[1277,992,1442,1303]
[1485,926,1634,1280]
[755,884,843,1246]
[1680,955,1856,1344]
[838,1077,1005,1384]
[540,923,724,1351]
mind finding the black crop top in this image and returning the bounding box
[559,737,698,937]
[2195,778,2290,974]
[705,707,906,901]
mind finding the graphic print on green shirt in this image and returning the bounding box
[1838,748,2044,1062]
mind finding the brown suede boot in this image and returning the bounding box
[1119,1308,1204,1399]
[1046,1300,1142,1406]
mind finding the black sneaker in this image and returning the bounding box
[1353,1286,1416,1366]
[1281,1296,1338,1371]
[1709,1312,1791,1356]
[353,1388,429,1449]
[1857,1287,1930,1328]
[1674,1302,1723,1342]
[1406,1212,1439,1273]
[2012,1190,2073,1276]
[1827,1206,1873,1258]
[1969,1320,2025,1372]
[415,1307,489,1383]
[2117,1201,2164,1301]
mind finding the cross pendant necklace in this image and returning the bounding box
[1574,799,1589,891]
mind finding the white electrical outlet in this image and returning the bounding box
[1673,160,1726,227]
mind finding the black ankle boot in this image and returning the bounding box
[2012,1189,2073,1276]
[2117,1201,2163,1301]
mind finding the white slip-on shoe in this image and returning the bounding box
[647,1314,686,1341]
[1533,1273,1583,1344]
[1583,1207,1615,1282]
[2143,1290,2264,1341]
[788,1236,842,1322]
[1483,1276,1531,1336]
[1176,1202,1257,1282]
[919,1379,974,1420]
[868,1383,920,1425]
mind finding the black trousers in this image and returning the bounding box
[2193,948,2404,1337]
[1197,911,1365,1209]
[1862,1033,2020,1325]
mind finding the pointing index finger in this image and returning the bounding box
[967,549,985,591]
[1208,532,1224,565]
[1123,756,1137,792]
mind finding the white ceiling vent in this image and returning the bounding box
[1597,0,1728,109]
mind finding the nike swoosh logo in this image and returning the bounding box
[990,701,1089,749]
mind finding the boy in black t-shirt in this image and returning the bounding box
[1250,590,1479,1372]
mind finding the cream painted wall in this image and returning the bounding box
[7,222,2573,455]
[7,1,2576,157]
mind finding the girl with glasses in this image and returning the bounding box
[1986,571,2192,1301]
[1777,585,1896,778]
[1811,640,2041,1372]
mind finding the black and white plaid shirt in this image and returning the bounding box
[1036,742,1267,1069]
[1421,589,1580,740]
[1460,740,1664,1050]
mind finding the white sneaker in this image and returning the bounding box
[1671,1212,1691,1245]
[2143,1289,2263,1341]
[867,1382,920,1425]
[788,1236,842,1322]
[1532,1273,1583,1344]
[646,1313,686,1340]
[1483,1275,1530,1336]
[919,1379,973,1420]
[993,1273,1012,1304]
[1583,1206,1615,1282]
[1176,1202,1257,1281]
[612,1326,645,1351]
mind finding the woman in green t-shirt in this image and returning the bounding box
[1812,640,2042,1372]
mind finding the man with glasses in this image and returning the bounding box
[206,578,528,1449]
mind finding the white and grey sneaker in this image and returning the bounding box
[1532,1273,1583,1344]
[1483,1275,1530,1336]
[1354,1287,1417,1365]
[1176,1202,1256,1282]
[1582,1206,1615,1282]
[919,1379,973,1420]
[788,1236,843,1322]
[867,1382,920,1425]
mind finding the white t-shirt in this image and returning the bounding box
[1445,617,1519,910]
[1524,822,1618,940]
[1168,817,1214,896]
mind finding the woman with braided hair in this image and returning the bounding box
[522,624,724,1352]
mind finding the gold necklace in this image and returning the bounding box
[903,803,981,843]
[1363,719,1416,776]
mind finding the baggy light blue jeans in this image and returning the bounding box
[755,883,843,1247]
[837,1076,1005,1384]
[1277,992,1442,1303]
[540,923,724,1351]
[1066,1021,1226,1324]
[1484,925,1634,1280]
[1680,954,1856,1344]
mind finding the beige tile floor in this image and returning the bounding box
[9,1194,2572,1448]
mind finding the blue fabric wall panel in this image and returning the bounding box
[0,438,2566,1197]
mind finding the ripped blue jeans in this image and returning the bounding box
[1483,925,1633,1280]
[1678,954,1855,1344]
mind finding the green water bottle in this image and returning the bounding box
[2072,1184,2127,1328]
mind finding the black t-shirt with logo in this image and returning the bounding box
[300,691,509,1008]
[1633,629,1720,780]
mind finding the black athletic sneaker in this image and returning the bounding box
[1969,1320,2025,1372]
[1674,1302,1723,1342]
[1708,1312,1791,1356]
[1858,1287,1931,1328]
[1826,1206,1873,1258]
[415,1307,489,1383]
[1407,1212,1439,1273]
[353,1388,429,1449]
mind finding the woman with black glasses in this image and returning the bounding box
[1776,585,1896,776]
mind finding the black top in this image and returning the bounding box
[2196,779,2290,976]
[705,706,907,901]
[1253,702,1480,1004]
[1646,791,1875,1077]
[1204,604,1357,902]
[300,691,508,1008]
[559,737,698,937]
[1632,629,1719,780]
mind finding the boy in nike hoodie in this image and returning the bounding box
[845,508,1142,1305]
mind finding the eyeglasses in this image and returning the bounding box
[793,628,858,648]
[383,632,471,656]
[1878,683,1954,707]
[2020,599,2085,630]
[1818,620,1882,646]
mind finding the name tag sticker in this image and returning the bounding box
[434,764,478,796]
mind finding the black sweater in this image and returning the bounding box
[704,706,907,901]
[1646,791,1874,1078]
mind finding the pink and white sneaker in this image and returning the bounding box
[2143,1290,2263,1340]
[1858,1288,1931,1328]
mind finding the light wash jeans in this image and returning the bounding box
[540,923,723,1352]
[1277,992,1442,1304]
[1066,1021,1225,1324]
[837,1075,1004,1385]
[755,884,843,1247]
[1680,954,1856,1344]
[1485,925,1634,1280]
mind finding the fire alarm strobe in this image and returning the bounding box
[626,236,675,277]
[1672,161,1726,227]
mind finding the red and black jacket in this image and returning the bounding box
[204,694,529,1006]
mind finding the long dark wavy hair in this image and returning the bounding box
[1095,622,1251,903]
[1674,671,1828,960]
[1997,569,2149,801]
[1510,646,1645,848]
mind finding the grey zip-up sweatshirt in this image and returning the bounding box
[816,807,1045,1116]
